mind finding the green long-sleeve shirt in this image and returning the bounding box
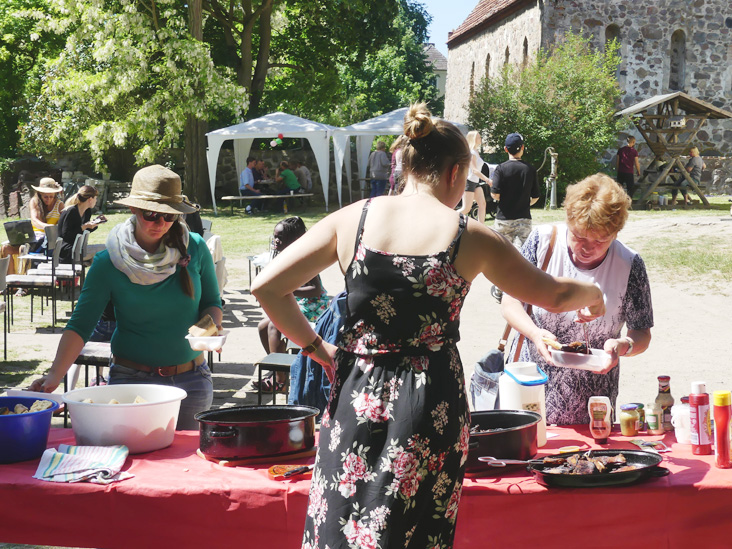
[65,232,222,367]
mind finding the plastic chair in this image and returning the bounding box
[201,219,212,232]
[44,225,59,259]
[8,237,75,328]
[0,255,9,359]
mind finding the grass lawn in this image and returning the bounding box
[1,195,731,397]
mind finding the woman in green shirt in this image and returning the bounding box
[30,165,223,429]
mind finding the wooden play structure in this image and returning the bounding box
[615,92,732,207]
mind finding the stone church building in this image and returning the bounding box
[444,0,732,155]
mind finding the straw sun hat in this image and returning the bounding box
[31,177,63,193]
[115,164,197,215]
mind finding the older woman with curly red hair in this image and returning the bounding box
[501,173,654,426]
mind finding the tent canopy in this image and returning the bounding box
[206,112,334,214]
[331,108,470,205]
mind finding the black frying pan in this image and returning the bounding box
[528,449,669,488]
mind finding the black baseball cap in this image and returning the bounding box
[505,133,524,154]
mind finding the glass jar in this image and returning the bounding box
[646,402,665,435]
[619,404,639,436]
[633,403,645,432]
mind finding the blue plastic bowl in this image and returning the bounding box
[0,396,60,464]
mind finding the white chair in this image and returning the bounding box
[0,255,9,359]
[9,237,77,328]
[201,219,212,232]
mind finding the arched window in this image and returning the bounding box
[485,53,491,80]
[470,62,475,97]
[605,24,623,84]
[522,37,529,68]
[669,29,686,91]
[504,46,510,66]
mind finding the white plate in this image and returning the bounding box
[185,330,228,352]
[550,348,611,372]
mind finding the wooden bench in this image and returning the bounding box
[220,193,314,215]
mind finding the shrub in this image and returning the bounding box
[468,31,628,203]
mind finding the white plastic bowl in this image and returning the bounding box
[185,330,228,352]
[550,348,611,372]
[62,384,187,454]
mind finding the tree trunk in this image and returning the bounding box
[247,0,274,117]
[184,0,210,205]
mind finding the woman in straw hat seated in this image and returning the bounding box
[29,177,65,253]
[0,177,64,277]
[30,165,222,429]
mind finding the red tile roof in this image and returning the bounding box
[447,0,531,47]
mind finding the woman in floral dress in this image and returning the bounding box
[252,104,605,548]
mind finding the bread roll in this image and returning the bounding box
[188,314,218,337]
[542,337,562,350]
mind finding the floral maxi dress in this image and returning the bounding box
[302,201,472,549]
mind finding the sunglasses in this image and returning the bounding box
[140,210,179,222]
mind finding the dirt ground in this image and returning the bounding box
[8,213,732,422]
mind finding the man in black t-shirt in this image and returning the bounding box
[490,132,539,246]
[489,132,540,301]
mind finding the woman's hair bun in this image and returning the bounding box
[404,103,434,140]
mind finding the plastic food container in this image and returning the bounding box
[185,330,228,352]
[550,348,611,372]
[0,396,60,464]
[63,384,186,454]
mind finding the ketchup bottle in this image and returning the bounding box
[689,382,712,455]
[713,391,732,469]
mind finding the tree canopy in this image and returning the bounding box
[3,0,441,203]
[20,0,245,172]
[468,32,626,199]
[0,0,64,157]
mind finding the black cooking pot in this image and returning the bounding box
[529,449,669,488]
[466,410,541,474]
[195,405,319,460]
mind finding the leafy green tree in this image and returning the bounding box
[319,0,444,124]
[20,0,245,199]
[203,0,400,118]
[0,0,64,158]
[468,32,625,201]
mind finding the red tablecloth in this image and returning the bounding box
[1,426,730,548]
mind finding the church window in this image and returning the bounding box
[522,37,529,68]
[470,62,475,97]
[485,53,491,80]
[669,29,686,91]
[605,24,623,84]
[504,46,510,66]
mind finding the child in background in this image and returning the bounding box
[254,217,330,392]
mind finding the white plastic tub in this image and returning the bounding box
[63,384,187,454]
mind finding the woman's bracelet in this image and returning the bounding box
[301,334,323,357]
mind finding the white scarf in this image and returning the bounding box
[106,216,189,285]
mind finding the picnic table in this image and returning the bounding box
[1,425,730,548]
[220,193,314,215]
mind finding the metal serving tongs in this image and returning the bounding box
[478,456,545,467]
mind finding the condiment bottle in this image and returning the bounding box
[646,401,665,435]
[619,404,639,436]
[633,402,645,432]
[713,391,732,469]
[689,381,712,455]
[588,396,612,444]
[655,375,675,431]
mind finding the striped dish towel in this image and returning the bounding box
[33,444,134,484]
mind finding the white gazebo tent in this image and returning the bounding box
[332,108,469,206]
[206,112,334,214]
